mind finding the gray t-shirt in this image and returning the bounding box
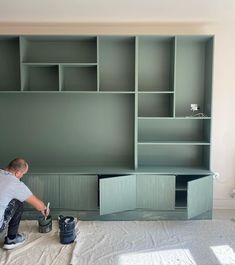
[0,169,32,227]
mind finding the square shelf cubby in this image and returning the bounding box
[61,66,97,91]
[22,65,59,91]
[138,93,174,117]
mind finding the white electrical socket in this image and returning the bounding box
[231,189,235,198]
[190,104,199,112]
[213,172,220,179]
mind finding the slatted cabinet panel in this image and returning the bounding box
[60,175,98,210]
[23,174,60,209]
[137,175,175,210]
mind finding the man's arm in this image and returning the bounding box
[26,195,48,216]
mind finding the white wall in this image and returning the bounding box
[211,22,235,209]
[0,21,234,208]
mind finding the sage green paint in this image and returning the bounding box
[22,174,60,209]
[137,175,175,210]
[100,175,136,215]
[187,175,213,219]
[60,175,98,210]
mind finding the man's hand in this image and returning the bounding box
[41,205,50,218]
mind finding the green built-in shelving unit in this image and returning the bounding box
[0,35,214,220]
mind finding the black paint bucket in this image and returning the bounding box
[58,215,76,244]
[38,215,52,233]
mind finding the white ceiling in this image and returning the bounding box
[0,0,234,23]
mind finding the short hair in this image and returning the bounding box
[7,158,28,172]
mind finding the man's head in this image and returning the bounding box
[6,158,29,179]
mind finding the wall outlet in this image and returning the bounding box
[190,104,199,112]
[230,189,235,198]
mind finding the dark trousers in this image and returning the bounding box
[0,199,23,237]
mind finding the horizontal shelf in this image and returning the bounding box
[0,91,135,94]
[22,63,97,66]
[138,117,211,120]
[175,185,187,191]
[138,91,174,94]
[26,166,214,175]
[175,202,187,209]
[138,141,210,145]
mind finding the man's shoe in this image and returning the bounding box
[3,233,26,250]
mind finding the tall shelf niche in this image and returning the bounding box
[20,36,97,92]
[99,36,135,92]
[138,36,175,92]
[175,36,213,117]
[0,36,21,91]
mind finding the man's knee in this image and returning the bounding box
[9,199,23,211]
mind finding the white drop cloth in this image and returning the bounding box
[0,220,74,265]
[72,220,235,265]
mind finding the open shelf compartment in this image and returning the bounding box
[138,145,210,168]
[99,36,135,92]
[175,36,213,117]
[20,36,97,63]
[138,93,174,117]
[138,118,211,143]
[0,36,20,91]
[22,65,59,91]
[138,36,175,92]
[61,65,97,91]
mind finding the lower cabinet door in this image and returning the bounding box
[23,174,60,209]
[187,175,213,219]
[60,175,98,210]
[137,174,175,210]
[99,175,136,215]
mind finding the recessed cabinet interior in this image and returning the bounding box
[0,34,214,220]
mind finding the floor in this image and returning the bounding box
[0,209,234,265]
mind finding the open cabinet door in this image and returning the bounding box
[187,175,213,219]
[99,175,136,215]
